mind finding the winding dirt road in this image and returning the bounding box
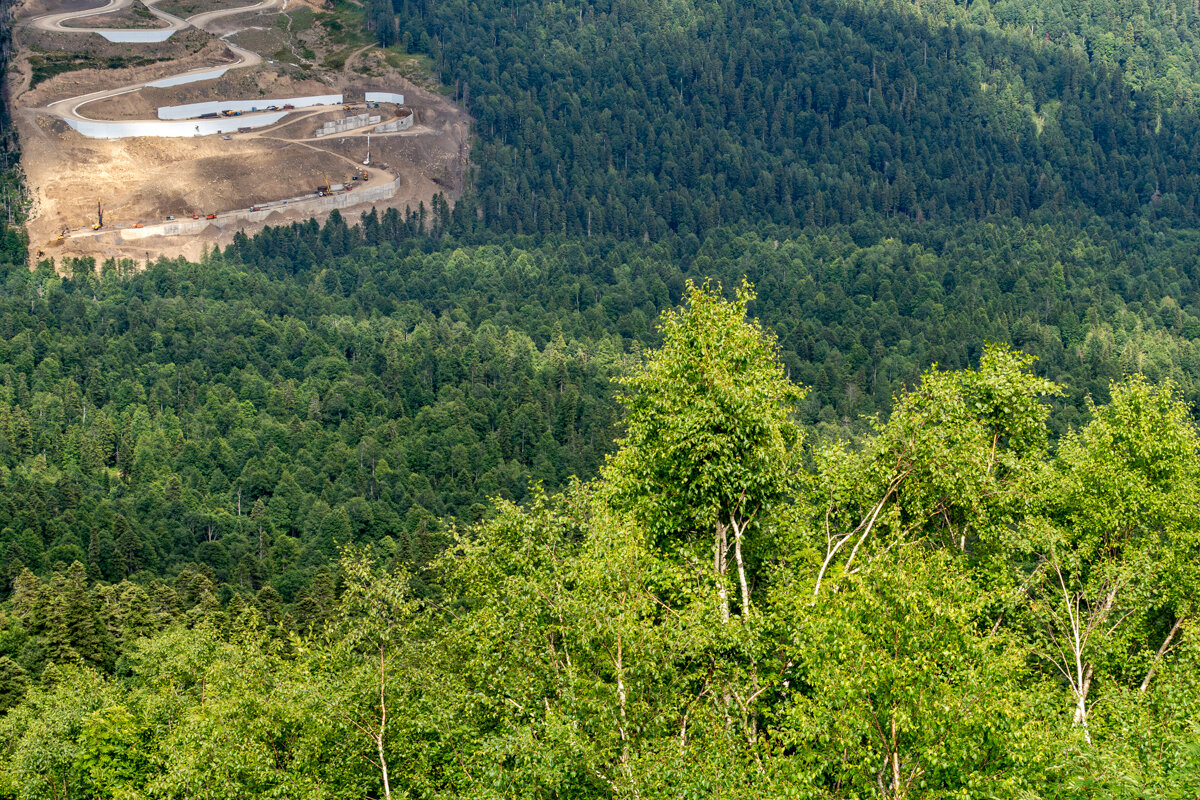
[20,0,425,237]
[31,0,285,38]
[31,0,175,33]
[28,0,296,133]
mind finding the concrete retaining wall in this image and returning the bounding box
[115,178,401,240]
[374,113,413,133]
[157,94,343,119]
[365,91,405,105]
[147,67,230,87]
[314,113,380,136]
[66,111,287,139]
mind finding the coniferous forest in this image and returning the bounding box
[6,0,1200,796]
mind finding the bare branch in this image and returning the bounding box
[1140,616,1186,694]
[815,471,908,596]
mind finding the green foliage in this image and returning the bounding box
[809,344,1063,596]
[898,0,1200,110]
[7,211,1200,609]
[4,308,1200,796]
[780,550,1052,797]
[606,279,805,544]
[1012,377,1200,744]
[0,245,630,601]
[388,0,1200,237]
[0,657,26,714]
[8,0,1200,786]
[0,663,124,800]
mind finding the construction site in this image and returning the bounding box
[4,0,470,263]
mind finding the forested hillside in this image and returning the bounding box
[900,0,1200,108]
[382,0,1200,236]
[3,215,1200,603]
[0,0,27,275]
[3,286,1200,798]
[6,0,1200,794]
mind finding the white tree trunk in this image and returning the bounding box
[715,521,730,623]
[731,515,751,616]
[1140,617,1184,693]
[378,646,392,800]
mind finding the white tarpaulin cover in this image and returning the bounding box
[157,94,342,120]
[97,29,175,42]
[66,112,288,139]
[365,91,405,105]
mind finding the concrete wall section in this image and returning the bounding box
[157,94,343,119]
[313,113,380,136]
[66,111,287,138]
[117,179,402,240]
[374,113,413,133]
[147,67,230,88]
[365,91,404,105]
[98,29,175,42]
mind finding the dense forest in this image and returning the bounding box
[899,0,1200,109]
[3,286,1200,797]
[6,0,1200,793]
[1,216,1200,606]
[378,0,1200,236]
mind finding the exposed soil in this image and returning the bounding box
[59,0,169,28]
[17,35,229,105]
[10,0,470,266]
[155,0,254,18]
[15,0,110,18]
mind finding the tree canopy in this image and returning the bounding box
[2,286,1198,798]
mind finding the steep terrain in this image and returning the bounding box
[2,0,1200,795]
[6,0,469,262]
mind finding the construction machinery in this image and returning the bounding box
[362,133,371,166]
[91,198,103,230]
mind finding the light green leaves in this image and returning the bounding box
[604,279,805,546]
[811,344,1064,595]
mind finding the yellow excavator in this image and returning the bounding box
[91,198,103,231]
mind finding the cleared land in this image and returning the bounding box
[59,0,169,28]
[6,0,468,264]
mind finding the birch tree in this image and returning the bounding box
[603,279,805,622]
[1024,377,1200,742]
[321,549,423,800]
[812,345,1061,595]
[779,550,1048,799]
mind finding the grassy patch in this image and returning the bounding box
[383,47,442,91]
[323,44,356,70]
[60,0,167,29]
[275,5,314,30]
[155,0,257,17]
[27,51,160,88]
[319,0,373,47]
